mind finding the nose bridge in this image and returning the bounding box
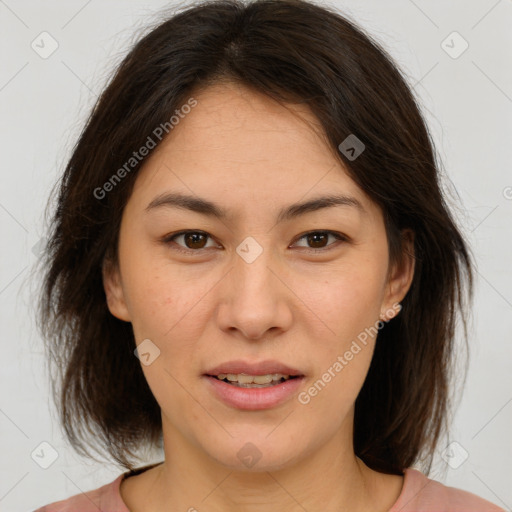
[233,234,276,297]
[217,234,291,339]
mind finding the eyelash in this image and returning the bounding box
[162,230,348,255]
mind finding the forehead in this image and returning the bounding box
[127,82,380,223]
[154,82,337,166]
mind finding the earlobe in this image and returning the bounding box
[381,229,415,320]
[102,260,131,322]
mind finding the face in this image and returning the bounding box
[103,82,414,472]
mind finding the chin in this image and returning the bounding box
[203,432,306,472]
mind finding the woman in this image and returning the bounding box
[35,0,504,510]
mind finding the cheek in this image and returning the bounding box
[300,258,386,338]
[297,267,383,414]
[123,260,214,350]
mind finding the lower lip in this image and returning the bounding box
[203,375,304,410]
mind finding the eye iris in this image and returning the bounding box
[185,232,207,249]
[308,232,328,248]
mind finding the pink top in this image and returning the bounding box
[34,464,505,512]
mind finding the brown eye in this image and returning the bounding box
[183,232,208,249]
[306,232,329,248]
[165,231,217,252]
[164,229,347,255]
[292,231,346,251]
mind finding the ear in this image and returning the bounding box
[380,229,415,321]
[102,259,131,322]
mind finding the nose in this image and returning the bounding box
[215,237,293,341]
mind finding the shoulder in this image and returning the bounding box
[390,468,506,512]
[33,473,128,512]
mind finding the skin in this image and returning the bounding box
[103,81,415,512]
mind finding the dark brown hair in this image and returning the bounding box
[37,0,473,474]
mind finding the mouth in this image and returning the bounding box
[203,373,305,410]
[203,360,305,409]
[205,373,302,388]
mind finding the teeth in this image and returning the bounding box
[217,373,291,384]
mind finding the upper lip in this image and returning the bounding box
[205,360,304,377]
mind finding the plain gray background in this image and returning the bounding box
[0,1,511,510]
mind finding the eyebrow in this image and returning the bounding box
[145,191,366,223]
